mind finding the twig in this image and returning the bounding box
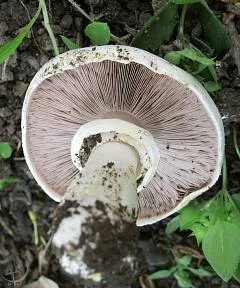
[38,0,59,56]
[0,217,14,237]
[67,0,127,45]
[1,58,8,81]
[67,0,93,21]
[139,276,156,288]
[28,209,39,246]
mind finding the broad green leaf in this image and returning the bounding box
[176,255,192,267]
[174,270,192,288]
[202,221,240,281]
[0,4,41,64]
[165,51,181,65]
[84,22,110,45]
[193,3,231,57]
[0,142,12,159]
[231,193,240,209]
[203,81,220,93]
[177,48,214,66]
[234,262,240,283]
[179,204,201,230]
[60,36,79,50]
[187,267,212,277]
[148,269,173,280]
[190,222,207,245]
[166,215,180,235]
[132,1,178,51]
[0,177,18,190]
[207,197,226,223]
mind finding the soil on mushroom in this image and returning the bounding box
[0,0,239,288]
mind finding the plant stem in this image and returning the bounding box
[28,209,39,246]
[222,154,227,193]
[233,125,240,160]
[177,5,187,47]
[220,155,238,210]
[38,0,59,56]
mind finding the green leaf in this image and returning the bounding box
[193,3,231,57]
[0,177,18,190]
[60,35,80,50]
[84,22,110,45]
[132,1,178,51]
[234,262,240,283]
[0,142,12,159]
[166,215,180,235]
[202,221,240,281]
[172,0,202,4]
[176,255,192,267]
[148,269,173,280]
[0,4,41,64]
[203,81,220,93]
[178,48,214,66]
[190,222,207,245]
[165,51,182,65]
[231,212,240,228]
[174,270,192,288]
[179,204,201,230]
[187,267,212,277]
[231,193,240,209]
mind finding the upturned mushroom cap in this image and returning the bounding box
[22,45,224,226]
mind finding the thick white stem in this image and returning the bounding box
[66,141,140,216]
[52,142,141,281]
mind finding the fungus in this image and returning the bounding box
[22,45,224,284]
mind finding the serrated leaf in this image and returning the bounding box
[84,22,110,45]
[187,267,212,277]
[0,142,12,159]
[179,204,201,230]
[148,269,173,280]
[202,221,240,281]
[60,36,79,50]
[0,177,18,190]
[176,255,192,267]
[0,4,41,64]
[132,1,178,51]
[166,215,180,235]
[174,269,192,288]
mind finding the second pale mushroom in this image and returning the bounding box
[22,45,224,285]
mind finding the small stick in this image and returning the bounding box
[38,0,59,56]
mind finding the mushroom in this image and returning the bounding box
[22,45,224,284]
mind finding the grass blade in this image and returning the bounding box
[0,4,41,64]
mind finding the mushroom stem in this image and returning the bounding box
[67,141,140,214]
[51,142,142,285]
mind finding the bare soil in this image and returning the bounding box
[0,0,239,287]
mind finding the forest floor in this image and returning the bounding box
[0,0,239,287]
